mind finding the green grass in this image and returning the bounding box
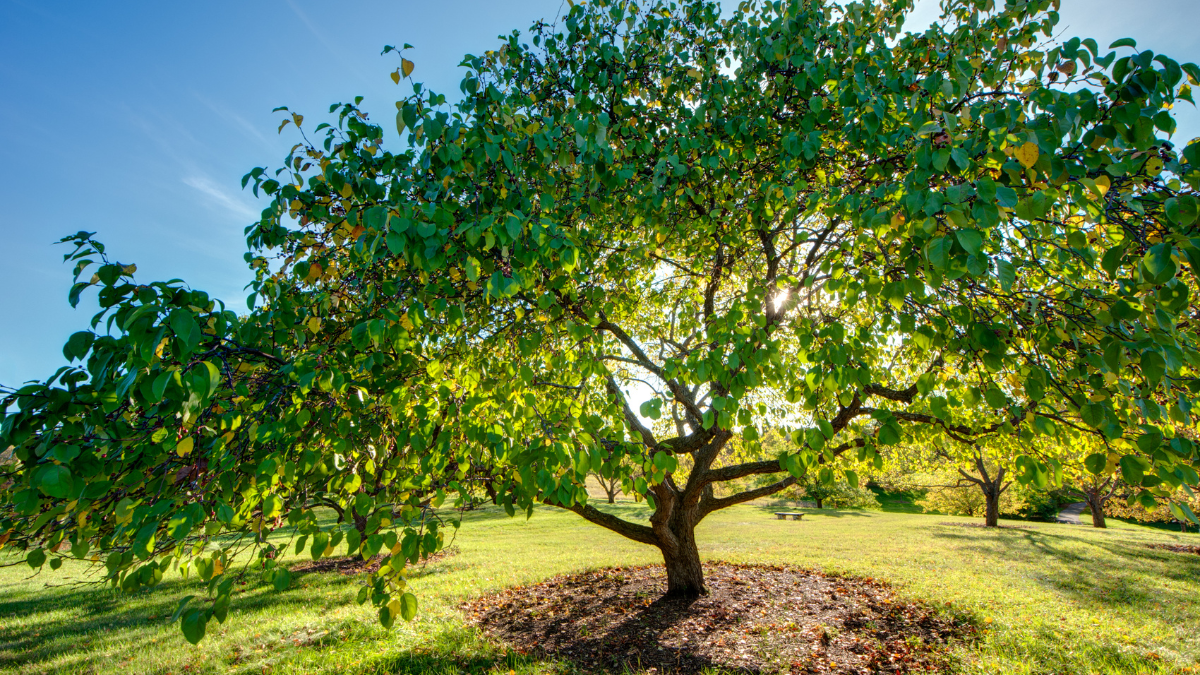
[1,502,1197,675]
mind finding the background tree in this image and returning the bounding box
[915,467,1026,518]
[4,0,1200,643]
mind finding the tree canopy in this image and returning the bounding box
[4,0,1200,643]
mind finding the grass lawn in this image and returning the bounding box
[0,501,1197,675]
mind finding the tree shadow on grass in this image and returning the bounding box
[929,526,1200,614]
[748,503,873,519]
[0,567,369,674]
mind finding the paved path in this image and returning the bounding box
[1056,502,1087,525]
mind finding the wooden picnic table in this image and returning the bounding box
[773,512,805,521]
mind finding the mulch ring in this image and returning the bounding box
[462,563,975,674]
[290,545,459,576]
[1146,543,1200,555]
[937,522,1032,530]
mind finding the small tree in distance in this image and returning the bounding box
[3,0,1200,644]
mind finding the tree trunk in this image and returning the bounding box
[607,493,615,504]
[815,497,824,509]
[1086,491,1107,528]
[659,520,706,597]
[984,488,1000,527]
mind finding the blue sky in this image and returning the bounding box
[1,0,1198,388]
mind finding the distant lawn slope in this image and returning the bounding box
[868,485,928,513]
[0,503,1196,674]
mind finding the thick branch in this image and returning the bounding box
[563,503,658,546]
[699,475,797,517]
[702,459,785,484]
[605,375,658,449]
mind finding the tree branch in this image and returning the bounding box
[699,476,797,517]
[562,503,658,546]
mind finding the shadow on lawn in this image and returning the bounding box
[750,503,873,518]
[930,526,1200,613]
[0,569,366,673]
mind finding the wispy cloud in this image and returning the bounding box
[192,92,275,150]
[182,174,257,220]
[285,0,372,88]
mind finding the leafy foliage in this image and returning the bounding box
[4,0,1200,642]
[783,474,881,509]
[915,470,1026,517]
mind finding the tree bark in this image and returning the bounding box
[1086,492,1107,528]
[961,454,1006,528]
[815,497,824,509]
[984,486,1000,527]
[660,522,706,597]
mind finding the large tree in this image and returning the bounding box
[4,0,1200,642]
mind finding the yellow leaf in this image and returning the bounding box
[176,437,194,457]
[1104,372,1118,387]
[390,70,400,85]
[213,558,224,575]
[340,183,354,198]
[292,113,303,127]
[890,212,906,228]
[391,542,404,556]
[400,313,414,330]
[306,317,322,333]
[1094,175,1111,198]
[1014,142,1039,169]
[401,58,415,79]
[388,598,402,616]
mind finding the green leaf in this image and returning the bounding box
[1143,244,1176,283]
[926,237,948,269]
[876,423,901,446]
[38,465,72,498]
[1101,245,1125,278]
[1109,37,1137,49]
[26,549,46,569]
[399,592,418,621]
[956,229,982,256]
[1080,403,1106,428]
[379,604,395,629]
[181,609,207,645]
[263,494,284,519]
[1084,453,1108,475]
[64,331,94,362]
[1119,455,1145,485]
[1141,349,1166,386]
[995,259,1015,292]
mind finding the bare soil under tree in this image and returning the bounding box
[464,563,973,674]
